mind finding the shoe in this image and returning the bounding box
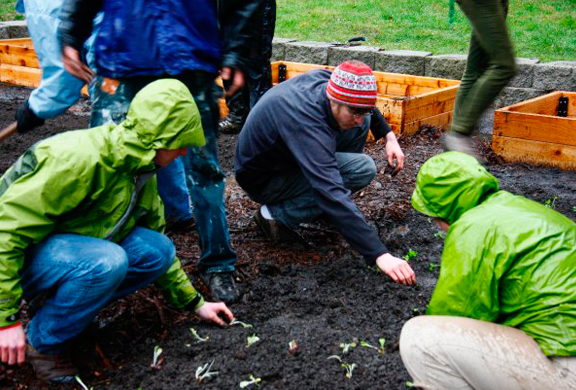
[200,272,239,303]
[253,208,298,241]
[441,131,482,161]
[27,345,78,383]
[218,116,244,134]
[165,217,195,233]
[15,100,45,133]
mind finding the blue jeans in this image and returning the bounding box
[250,122,376,229]
[90,73,237,273]
[22,227,174,353]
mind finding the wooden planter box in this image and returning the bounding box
[0,38,40,88]
[220,61,460,137]
[492,91,576,170]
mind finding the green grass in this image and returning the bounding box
[276,0,576,62]
[0,0,573,61]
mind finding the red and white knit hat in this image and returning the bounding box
[326,61,378,108]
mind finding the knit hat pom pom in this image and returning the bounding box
[326,61,378,108]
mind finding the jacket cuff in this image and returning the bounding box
[0,311,21,328]
[185,294,205,312]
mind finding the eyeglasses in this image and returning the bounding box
[347,106,372,118]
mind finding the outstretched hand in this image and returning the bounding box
[62,46,94,83]
[196,302,234,326]
[385,132,405,173]
[376,253,416,286]
[220,67,245,98]
[0,324,26,365]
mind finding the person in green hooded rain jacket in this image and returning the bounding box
[400,152,576,390]
[0,79,233,382]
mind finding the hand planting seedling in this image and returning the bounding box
[190,327,209,342]
[288,340,300,356]
[150,345,164,370]
[339,342,357,354]
[75,376,93,390]
[246,334,260,348]
[230,318,253,328]
[239,374,262,388]
[403,249,418,261]
[195,360,219,383]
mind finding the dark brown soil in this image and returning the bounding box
[1,83,575,390]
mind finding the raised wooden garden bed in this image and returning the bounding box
[492,91,576,170]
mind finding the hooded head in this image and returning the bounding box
[411,152,499,224]
[114,79,205,171]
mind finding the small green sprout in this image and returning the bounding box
[75,376,93,390]
[360,340,378,351]
[239,374,262,388]
[339,342,357,354]
[195,360,219,383]
[189,327,209,343]
[327,356,356,379]
[360,338,386,355]
[246,334,260,348]
[428,262,439,272]
[406,380,415,388]
[230,318,254,328]
[434,230,446,239]
[403,249,418,261]
[572,206,576,214]
[150,345,164,370]
[544,196,558,209]
[378,338,386,355]
[413,307,420,314]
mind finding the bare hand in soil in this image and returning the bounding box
[196,302,234,326]
[62,46,94,83]
[0,323,26,365]
[376,253,416,285]
[221,67,245,98]
[385,132,405,173]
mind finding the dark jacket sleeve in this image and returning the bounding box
[219,0,264,71]
[58,0,103,51]
[369,108,392,141]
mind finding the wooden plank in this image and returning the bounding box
[492,135,576,170]
[0,64,41,88]
[0,45,39,68]
[0,38,34,48]
[494,110,576,146]
[376,97,404,126]
[403,85,459,112]
[403,111,453,135]
[502,91,562,115]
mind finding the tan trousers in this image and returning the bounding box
[400,316,576,390]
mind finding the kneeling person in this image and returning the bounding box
[0,80,233,382]
[401,152,576,390]
[235,61,415,285]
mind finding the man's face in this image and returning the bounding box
[331,102,371,130]
[154,147,187,168]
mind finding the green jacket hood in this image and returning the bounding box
[412,152,499,224]
[110,79,206,172]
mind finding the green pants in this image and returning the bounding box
[452,0,516,135]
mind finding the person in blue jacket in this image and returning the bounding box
[58,0,263,303]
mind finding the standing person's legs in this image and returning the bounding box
[22,229,174,353]
[451,0,516,136]
[89,76,193,226]
[400,316,576,390]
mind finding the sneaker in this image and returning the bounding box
[441,131,482,160]
[218,116,244,134]
[253,208,299,241]
[27,345,78,383]
[200,272,239,303]
[15,100,45,133]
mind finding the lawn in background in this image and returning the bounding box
[276,0,575,62]
[0,0,574,61]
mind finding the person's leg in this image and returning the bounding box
[451,0,516,136]
[22,234,129,353]
[156,157,194,228]
[400,315,576,390]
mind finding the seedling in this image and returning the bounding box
[75,376,93,390]
[189,327,209,342]
[544,196,558,209]
[403,249,418,261]
[428,262,439,272]
[288,340,300,356]
[239,374,262,388]
[339,342,357,354]
[360,338,386,355]
[246,334,260,348]
[572,206,576,214]
[406,381,415,388]
[195,360,219,383]
[434,230,446,239]
[327,356,356,379]
[150,345,164,370]
[230,318,254,328]
[359,341,378,352]
[413,307,420,314]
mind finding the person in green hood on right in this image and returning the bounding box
[400,152,576,390]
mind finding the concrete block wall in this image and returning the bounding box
[0,21,28,39]
[273,37,576,133]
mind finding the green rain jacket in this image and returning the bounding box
[412,152,576,357]
[0,79,206,326]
